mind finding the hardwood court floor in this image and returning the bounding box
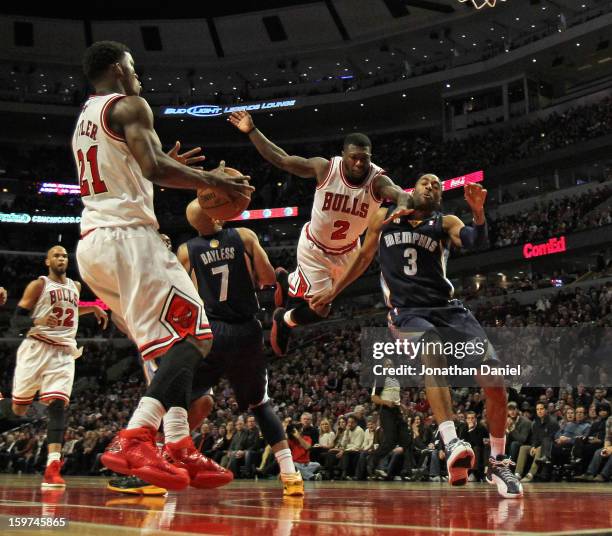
[0,475,610,535]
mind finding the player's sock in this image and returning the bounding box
[274,448,296,475]
[163,407,190,443]
[490,436,506,458]
[127,397,165,430]
[438,420,458,445]
[283,310,298,328]
[46,452,61,466]
[288,302,326,326]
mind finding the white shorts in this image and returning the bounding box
[77,225,212,360]
[288,222,360,299]
[12,339,76,406]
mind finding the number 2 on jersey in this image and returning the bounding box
[78,146,108,197]
[211,264,229,302]
[404,247,418,276]
[331,220,350,241]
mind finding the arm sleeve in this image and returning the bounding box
[11,306,34,331]
[459,222,488,250]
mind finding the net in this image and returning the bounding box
[457,0,506,9]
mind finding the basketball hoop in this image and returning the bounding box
[457,0,506,9]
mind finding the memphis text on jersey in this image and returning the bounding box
[373,363,522,377]
[383,230,439,252]
[321,192,369,218]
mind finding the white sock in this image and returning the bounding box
[438,420,458,445]
[47,452,61,466]
[163,407,190,444]
[127,396,165,430]
[490,436,506,458]
[283,310,297,328]
[274,448,296,475]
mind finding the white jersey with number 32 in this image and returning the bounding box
[27,276,80,349]
[307,156,384,254]
[71,93,158,234]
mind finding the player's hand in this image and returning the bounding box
[310,289,335,315]
[228,111,255,134]
[91,306,109,330]
[383,206,414,225]
[167,141,206,170]
[36,313,60,328]
[0,287,7,306]
[464,184,487,214]
[208,160,255,201]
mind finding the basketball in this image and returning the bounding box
[197,167,251,220]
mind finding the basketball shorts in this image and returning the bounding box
[388,300,497,365]
[191,318,268,410]
[77,225,212,361]
[12,339,76,406]
[288,222,359,299]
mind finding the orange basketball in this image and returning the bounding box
[197,166,251,220]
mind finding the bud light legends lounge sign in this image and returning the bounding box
[163,99,298,118]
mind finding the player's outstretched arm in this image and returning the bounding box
[228,111,328,181]
[310,207,387,313]
[111,97,253,200]
[372,175,414,223]
[77,285,109,331]
[444,183,488,249]
[11,279,54,330]
[236,228,276,288]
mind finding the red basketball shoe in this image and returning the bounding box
[164,436,234,489]
[101,427,189,491]
[41,460,65,489]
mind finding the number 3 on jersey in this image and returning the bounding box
[78,145,108,197]
[404,247,418,276]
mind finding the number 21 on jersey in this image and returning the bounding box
[77,146,108,197]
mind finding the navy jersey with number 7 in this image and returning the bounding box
[186,228,259,322]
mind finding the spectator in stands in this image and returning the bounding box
[411,414,435,478]
[506,401,532,461]
[576,415,612,482]
[573,402,611,473]
[194,423,215,454]
[0,287,6,306]
[355,416,377,480]
[300,412,319,445]
[287,422,320,481]
[344,405,367,430]
[311,418,335,464]
[550,406,582,468]
[460,410,488,481]
[516,402,559,482]
[574,384,592,409]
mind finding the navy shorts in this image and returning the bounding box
[388,300,495,366]
[192,318,268,410]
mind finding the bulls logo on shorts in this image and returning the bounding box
[165,293,200,337]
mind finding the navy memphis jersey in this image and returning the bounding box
[186,228,259,322]
[378,206,454,308]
